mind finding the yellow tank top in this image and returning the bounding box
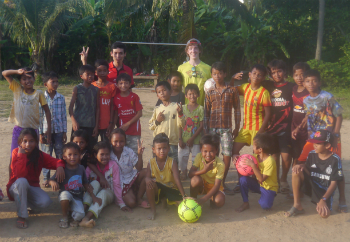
[150,157,177,189]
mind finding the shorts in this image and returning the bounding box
[201,179,224,195]
[298,141,341,162]
[155,182,182,204]
[291,137,307,160]
[270,131,291,154]
[210,129,233,156]
[126,135,140,155]
[168,145,178,163]
[122,172,139,197]
[234,128,259,146]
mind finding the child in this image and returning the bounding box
[145,133,187,220]
[113,73,143,154]
[92,60,117,141]
[79,141,128,228]
[155,71,185,106]
[69,65,100,150]
[178,84,204,180]
[188,134,225,208]
[149,81,185,163]
[6,128,65,229]
[235,133,278,212]
[291,62,310,162]
[204,62,241,193]
[263,59,294,194]
[285,130,343,218]
[109,128,149,209]
[49,142,90,228]
[39,71,67,187]
[292,69,347,212]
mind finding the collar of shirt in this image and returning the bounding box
[44,90,59,101]
[214,83,230,94]
[109,62,125,72]
[97,162,110,174]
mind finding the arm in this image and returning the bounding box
[172,160,186,197]
[188,164,213,178]
[80,47,89,65]
[69,87,79,131]
[107,97,115,136]
[41,152,65,182]
[120,110,142,132]
[316,181,337,217]
[178,126,186,149]
[112,163,126,209]
[62,97,67,143]
[204,93,211,133]
[241,157,266,183]
[42,105,52,144]
[292,115,309,140]
[87,163,110,188]
[93,91,100,137]
[12,148,29,178]
[135,140,145,171]
[232,89,241,137]
[149,108,159,131]
[2,69,22,85]
[258,106,271,133]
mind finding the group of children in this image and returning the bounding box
[0,39,347,230]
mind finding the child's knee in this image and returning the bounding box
[72,211,85,221]
[16,178,29,187]
[37,196,52,208]
[90,180,101,191]
[190,176,202,187]
[214,193,225,208]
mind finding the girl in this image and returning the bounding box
[80,141,129,228]
[110,128,149,209]
[6,128,65,229]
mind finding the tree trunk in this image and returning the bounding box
[315,0,325,60]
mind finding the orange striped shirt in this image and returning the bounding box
[237,83,271,131]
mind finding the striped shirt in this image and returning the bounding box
[204,84,241,130]
[237,83,271,131]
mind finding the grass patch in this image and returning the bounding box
[324,88,350,119]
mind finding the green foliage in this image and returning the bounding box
[153,57,177,80]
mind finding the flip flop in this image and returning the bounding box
[16,219,28,229]
[280,181,290,194]
[284,206,305,217]
[138,200,151,209]
[59,218,69,228]
[337,204,348,213]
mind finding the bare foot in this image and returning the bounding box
[235,202,250,213]
[79,218,96,228]
[70,220,80,227]
[147,210,156,220]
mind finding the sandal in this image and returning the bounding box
[233,183,241,193]
[16,219,28,229]
[284,206,305,217]
[280,181,290,194]
[59,218,69,228]
[337,204,348,213]
[138,200,151,209]
[223,185,235,196]
[70,220,80,227]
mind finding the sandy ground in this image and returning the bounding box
[0,88,350,242]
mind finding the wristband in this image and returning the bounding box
[182,194,188,199]
[333,133,340,138]
[155,120,160,126]
[321,197,327,201]
[178,114,183,118]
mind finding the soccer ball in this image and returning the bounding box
[235,154,258,176]
[204,78,215,94]
[178,199,202,223]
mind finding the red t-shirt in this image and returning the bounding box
[108,62,134,88]
[92,82,117,129]
[113,92,143,136]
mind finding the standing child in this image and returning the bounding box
[7,128,65,229]
[188,134,225,208]
[113,73,143,154]
[178,84,204,180]
[235,133,278,212]
[145,133,187,220]
[204,62,241,194]
[155,71,185,106]
[39,71,67,187]
[69,65,99,150]
[149,81,185,163]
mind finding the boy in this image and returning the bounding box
[285,130,344,218]
[145,133,187,220]
[263,59,294,194]
[155,71,185,106]
[188,134,225,208]
[293,69,347,212]
[178,84,204,180]
[92,59,117,141]
[149,81,185,162]
[291,62,310,162]
[69,65,100,150]
[113,73,143,154]
[235,133,278,212]
[39,72,67,187]
[49,142,93,228]
[204,61,240,193]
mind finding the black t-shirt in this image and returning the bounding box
[80,149,93,169]
[262,81,294,135]
[305,151,343,189]
[292,85,309,140]
[155,92,185,106]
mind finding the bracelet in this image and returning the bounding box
[321,197,327,201]
[178,114,184,118]
[155,120,160,126]
[182,194,188,199]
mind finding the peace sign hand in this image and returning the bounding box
[79,46,89,64]
[137,139,145,155]
[177,102,183,116]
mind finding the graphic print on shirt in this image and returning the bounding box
[184,116,200,135]
[271,89,290,107]
[64,175,83,195]
[185,70,204,78]
[305,102,334,137]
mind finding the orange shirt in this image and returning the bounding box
[92,82,117,129]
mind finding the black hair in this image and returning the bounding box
[267,59,287,75]
[116,73,132,83]
[17,128,42,168]
[111,41,126,53]
[110,128,127,141]
[293,62,310,74]
[199,134,220,151]
[18,67,35,79]
[155,81,171,91]
[79,64,95,76]
[185,83,200,96]
[251,64,267,76]
[211,62,226,73]
[42,71,59,84]
[303,69,321,82]
[62,142,81,155]
[94,59,109,69]
[253,133,274,154]
[70,129,89,143]
[153,133,170,146]
[167,71,183,83]
[93,141,112,155]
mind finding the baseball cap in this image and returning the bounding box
[186,38,201,47]
[307,130,332,144]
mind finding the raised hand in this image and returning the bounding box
[177,102,183,116]
[137,139,145,155]
[156,110,165,123]
[79,46,89,65]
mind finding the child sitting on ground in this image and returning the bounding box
[155,71,185,106]
[188,134,225,208]
[235,133,278,212]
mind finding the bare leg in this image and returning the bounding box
[210,191,225,209]
[190,175,203,198]
[222,155,232,188]
[123,189,137,208]
[146,183,158,220]
[338,179,347,206]
[280,152,292,183]
[79,211,96,228]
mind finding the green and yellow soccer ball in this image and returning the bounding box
[178,199,202,223]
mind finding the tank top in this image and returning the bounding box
[150,156,177,189]
[73,83,98,128]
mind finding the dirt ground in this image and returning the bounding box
[0,88,350,242]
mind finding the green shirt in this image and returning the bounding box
[182,104,204,144]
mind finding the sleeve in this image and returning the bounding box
[233,88,241,127]
[330,156,344,181]
[112,163,126,208]
[328,97,343,118]
[62,97,67,132]
[81,166,89,184]
[11,149,29,178]
[130,149,139,166]
[39,104,44,134]
[9,80,21,92]
[215,159,225,180]
[38,91,47,106]
[192,153,201,168]
[177,109,185,128]
[204,92,211,131]
[149,108,158,131]
[42,152,65,170]
[261,157,274,177]
[262,90,272,107]
[134,94,143,111]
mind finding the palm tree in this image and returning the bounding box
[315,0,325,60]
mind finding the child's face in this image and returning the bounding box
[185,89,199,104]
[186,45,200,59]
[111,133,125,153]
[156,85,171,101]
[72,137,88,151]
[304,76,321,93]
[252,140,262,155]
[44,77,59,92]
[111,48,126,63]
[80,70,95,84]
[211,68,226,84]
[168,76,182,92]
[19,134,37,154]
[152,142,169,160]
[313,142,331,154]
[117,80,131,92]
[20,74,34,91]
[63,148,80,167]
[293,69,305,86]
[96,65,108,80]
[95,148,110,166]
[270,68,285,83]
[249,68,265,85]
[201,144,217,163]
